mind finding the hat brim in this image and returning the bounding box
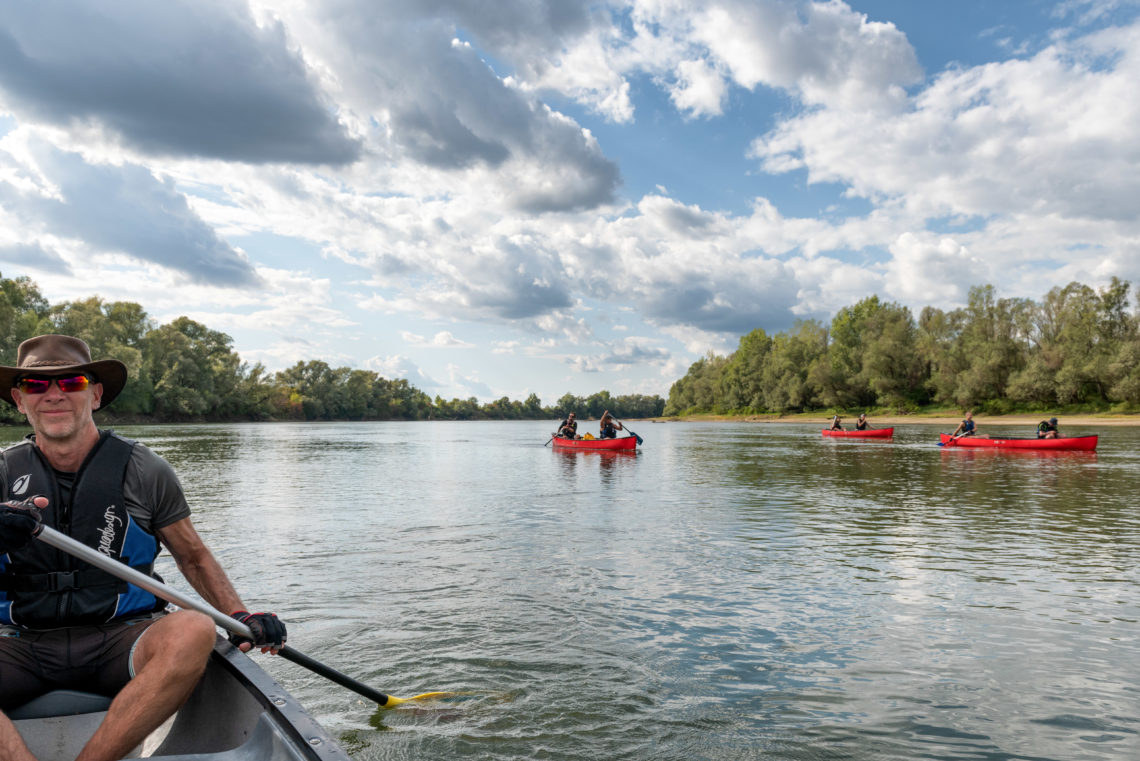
[0,359,128,409]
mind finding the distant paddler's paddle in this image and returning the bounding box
[33,524,453,709]
[939,432,969,447]
[617,420,644,446]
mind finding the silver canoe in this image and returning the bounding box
[9,635,350,761]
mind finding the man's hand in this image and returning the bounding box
[229,610,287,654]
[0,496,46,552]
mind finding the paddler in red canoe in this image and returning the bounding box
[557,411,580,439]
[1036,417,1059,439]
[828,415,843,431]
[948,410,977,439]
[854,413,870,430]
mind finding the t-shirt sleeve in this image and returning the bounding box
[123,443,192,534]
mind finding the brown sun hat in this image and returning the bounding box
[0,335,128,408]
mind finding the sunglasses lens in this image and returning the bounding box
[17,378,52,395]
[57,376,90,393]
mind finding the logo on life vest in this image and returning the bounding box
[11,474,30,497]
[98,506,122,556]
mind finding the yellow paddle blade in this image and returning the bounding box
[381,691,461,708]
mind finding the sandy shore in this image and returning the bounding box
[659,412,1140,426]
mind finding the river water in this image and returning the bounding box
[5,420,1139,760]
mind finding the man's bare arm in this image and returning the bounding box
[156,517,245,615]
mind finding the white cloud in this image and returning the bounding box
[884,233,987,308]
[669,59,728,117]
[688,0,921,110]
[446,363,493,399]
[366,354,442,388]
[0,0,360,164]
[752,20,1140,226]
[402,330,476,348]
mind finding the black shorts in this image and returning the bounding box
[0,615,161,710]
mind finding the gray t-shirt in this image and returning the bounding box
[0,436,192,535]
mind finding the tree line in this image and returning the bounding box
[0,273,663,424]
[665,280,1140,416]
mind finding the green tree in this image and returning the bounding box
[720,328,772,411]
[142,318,247,419]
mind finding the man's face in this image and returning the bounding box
[12,374,103,442]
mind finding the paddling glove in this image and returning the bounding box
[229,610,287,651]
[0,498,43,552]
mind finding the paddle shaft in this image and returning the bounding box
[33,525,402,707]
[616,420,643,445]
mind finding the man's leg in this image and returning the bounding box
[0,713,36,761]
[75,610,217,761]
[0,628,52,761]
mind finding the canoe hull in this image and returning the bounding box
[938,433,1098,451]
[12,636,349,761]
[552,435,638,450]
[821,427,894,439]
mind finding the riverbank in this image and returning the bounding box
[659,411,1140,426]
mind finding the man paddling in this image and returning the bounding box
[557,411,579,439]
[598,410,624,439]
[1036,417,1059,439]
[949,410,976,438]
[0,335,285,761]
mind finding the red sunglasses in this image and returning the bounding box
[16,375,92,395]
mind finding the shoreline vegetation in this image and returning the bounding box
[663,281,1140,423]
[0,272,664,425]
[6,274,1140,428]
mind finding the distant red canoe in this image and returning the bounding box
[551,435,638,450]
[821,427,894,439]
[938,433,1098,451]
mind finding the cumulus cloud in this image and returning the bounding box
[367,354,443,388]
[278,0,621,212]
[401,330,476,348]
[0,241,71,274]
[752,19,1140,225]
[686,0,922,110]
[0,0,360,164]
[566,336,671,373]
[0,135,260,286]
[884,233,988,308]
[669,59,728,117]
[446,363,494,398]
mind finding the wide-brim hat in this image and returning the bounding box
[0,334,128,408]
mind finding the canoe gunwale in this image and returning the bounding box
[206,636,350,761]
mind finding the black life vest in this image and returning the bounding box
[0,433,164,628]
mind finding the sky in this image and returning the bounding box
[1,0,1139,405]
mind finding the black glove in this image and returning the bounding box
[0,498,44,552]
[229,610,287,652]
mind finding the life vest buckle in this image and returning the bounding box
[45,571,79,592]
